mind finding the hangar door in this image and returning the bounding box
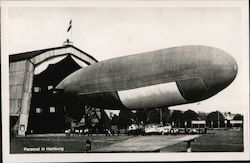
[27,55,82,134]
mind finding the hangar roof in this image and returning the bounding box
[9,44,98,63]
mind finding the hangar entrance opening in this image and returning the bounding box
[27,55,82,134]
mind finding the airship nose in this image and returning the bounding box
[176,47,237,102]
[204,49,238,93]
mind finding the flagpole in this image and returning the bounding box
[64,19,73,45]
[70,19,72,42]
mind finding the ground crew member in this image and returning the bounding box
[85,139,91,152]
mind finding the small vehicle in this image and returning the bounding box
[144,124,159,134]
[145,124,172,135]
[170,128,179,135]
[127,124,144,136]
[158,125,172,135]
[65,129,71,136]
[188,128,198,134]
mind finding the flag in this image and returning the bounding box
[67,19,72,32]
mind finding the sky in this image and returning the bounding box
[4,5,248,115]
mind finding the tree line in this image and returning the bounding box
[108,109,243,129]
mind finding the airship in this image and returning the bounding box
[56,45,238,110]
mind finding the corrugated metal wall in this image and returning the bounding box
[9,60,27,116]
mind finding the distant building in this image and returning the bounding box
[223,112,234,121]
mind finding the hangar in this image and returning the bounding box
[9,44,104,136]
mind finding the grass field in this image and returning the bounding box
[10,129,243,153]
[161,129,243,152]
